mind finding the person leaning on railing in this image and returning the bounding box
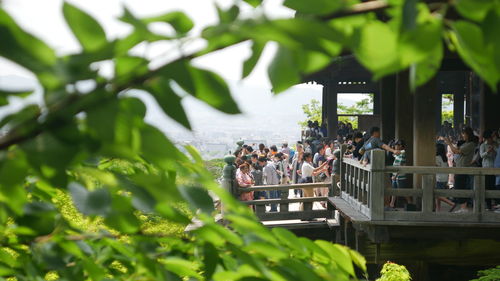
[444,127,476,213]
[480,130,498,210]
[300,152,329,199]
[359,127,401,164]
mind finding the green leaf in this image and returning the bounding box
[140,124,186,170]
[104,195,141,234]
[243,41,266,79]
[68,182,112,216]
[203,243,219,280]
[284,0,344,15]
[63,2,108,52]
[268,46,300,94]
[189,67,241,114]
[455,0,495,22]
[409,41,443,91]
[352,21,400,79]
[315,240,355,276]
[179,186,214,215]
[143,11,194,34]
[161,257,202,279]
[216,4,240,23]
[17,202,57,236]
[115,56,149,85]
[399,19,443,67]
[0,9,56,74]
[21,133,79,186]
[0,153,28,214]
[145,77,191,129]
[159,60,241,114]
[450,21,499,91]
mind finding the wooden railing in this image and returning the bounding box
[340,147,500,223]
[239,183,334,221]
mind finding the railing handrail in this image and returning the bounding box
[239,182,330,192]
[382,166,500,175]
[342,157,372,171]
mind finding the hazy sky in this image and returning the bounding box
[0,0,362,138]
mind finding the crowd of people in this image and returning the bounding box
[231,120,500,214]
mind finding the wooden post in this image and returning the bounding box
[422,175,434,215]
[280,189,289,213]
[337,144,348,197]
[380,75,396,142]
[413,76,438,198]
[370,150,386,220]
[326,82,338,138]
[473,175,485,218]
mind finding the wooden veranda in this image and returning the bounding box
[224,149,500,281]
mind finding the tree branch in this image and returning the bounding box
[320,0,390,20]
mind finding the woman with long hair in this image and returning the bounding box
[445,127,476,213]
[435,143,455,211]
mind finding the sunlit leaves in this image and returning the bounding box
[63,2,108,52]
[179,185,215,215]
[159,60,241,114]
[143,11,194,34]
[268,46,300,94]
[450,21,499,91]
[352,21,399,78]
[455,0,496,22]
[243,41,266,79]
[284,0,344,16]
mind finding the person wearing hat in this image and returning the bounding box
[389,139,411,208]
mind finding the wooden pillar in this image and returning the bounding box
[481,82,500,133]
[326,82,338,138]
[413,77,438,192]
[395,71,413,166]
[469,73,482,131]
[453,90,464,133]
[373,91,381,115]
[435,93,442,134]
[322,84,327,124]
[380,76,396,142]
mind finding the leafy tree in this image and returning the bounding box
[376,262,411,281]
[441,94,454,123]
[472,265,500,281]
[299,95,373,129]
[299,98,322,128]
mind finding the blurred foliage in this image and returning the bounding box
[471,266,500,281]
[1,0,499,279]
[376,262,411,281]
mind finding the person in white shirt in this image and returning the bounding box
[435,143,455,211]
[300,152,328,198]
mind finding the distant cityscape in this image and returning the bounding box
[0,76,365,160]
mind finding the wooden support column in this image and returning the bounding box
[435,93,442,134]
[380,75,396,142]
[326,82,338,138]
[395,71,413,166]
[373,91,381,115]
[469,73,482,131]
[413,76,438,192]
[321,84,327,124]
[480,82,500,133]
[453,90,464,133]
